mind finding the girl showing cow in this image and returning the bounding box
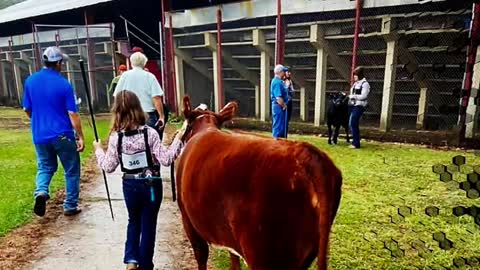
[93,90,186,270]
[348,67,370,149]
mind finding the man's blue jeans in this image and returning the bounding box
[272,104,287,138]
[349,106,365,148]
[34,136,81,211]
[122,179,163,270]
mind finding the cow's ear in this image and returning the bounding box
[182,96,192,119]
[217,101,238,124]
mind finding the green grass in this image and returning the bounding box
[212,134,480,270]
[0,114,110,237]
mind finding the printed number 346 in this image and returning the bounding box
[129,160,140,166]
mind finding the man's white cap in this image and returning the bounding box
[42,46,69,62]
[195,104,208,111]
[274,64,287,74]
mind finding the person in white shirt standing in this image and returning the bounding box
[113,52,166,138]
[348,67,370,149]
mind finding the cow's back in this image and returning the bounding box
[176,130,342,269]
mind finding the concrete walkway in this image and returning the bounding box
[25,165,197,270]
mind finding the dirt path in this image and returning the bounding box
[20,163,198,270]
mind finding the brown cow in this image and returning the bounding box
[176,96,342,270]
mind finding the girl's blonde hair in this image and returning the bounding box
[110,90,146,132]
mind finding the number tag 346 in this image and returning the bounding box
[122,152,149,170]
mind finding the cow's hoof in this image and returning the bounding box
[328,140,332,145]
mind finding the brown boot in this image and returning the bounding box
[126,263,138,270]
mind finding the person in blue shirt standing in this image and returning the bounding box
[22,46,85,217]
[270,64,289,139]
[283,66,294,137]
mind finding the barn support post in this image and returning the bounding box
[7,39,21,105]
[174,55,185,115]
[351,0,363,85]
[314,46,327,127]
[300,86,308,121]
[169,15,178,114]
[0,61,7,99]
[466,46,480,138]
[253,29,271,121]
[216,6,224,111]
[204,33,221,112]
[109,23,117,81]
[310,25,328,126]
[460,3,480,141]
[66,59,77,88]
[31,23,41,71]
[416,87,429,129]
[254,85,260,118]
[380,17,398,132]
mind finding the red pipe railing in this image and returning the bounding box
[275,0,285,65]
[217,6,224,110]
[351,0,362,85]
[161,0,169,104]
[169,15,178,113]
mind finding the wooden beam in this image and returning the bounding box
[175,48,213,81]
[260,47,271,121]
[212,48,221,112]
[204,32,217,51]
[255,85,260,118]
[66,59,77,86]
[174,55,185,116]
[253,29,274,58]
[300,86,308,121]
[380,17,399,132]
[175,47,238,108]
[222,49,259,85]
[6,53,24,104]
[416,87,429,130]
[205,33,258,85]
[310,24,350,81]
[0,62,7,98]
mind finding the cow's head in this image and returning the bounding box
[181,96,238,142]
[329,92,348,107]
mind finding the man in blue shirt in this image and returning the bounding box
[270,64,289,138]
[22,46,85,217]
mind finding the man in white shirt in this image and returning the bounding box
[113,52,166,137]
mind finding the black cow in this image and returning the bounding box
[326,92,350,145]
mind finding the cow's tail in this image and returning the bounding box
[300,143,343,270]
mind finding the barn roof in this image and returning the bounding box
[0,0,112,24]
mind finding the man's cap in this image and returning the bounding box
[119,64,127,71]
[42,46,69,62]
[132,46,144,53]
[274,64,288,73]
[284,66,291,72]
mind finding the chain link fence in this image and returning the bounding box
[169,1,476,134]
[0,23,118,112]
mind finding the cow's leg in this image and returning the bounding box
[333,125,340,145]
[229,252,242,270]
[327,123,332,145]
[300,249,318,270]
[344,123,350,143]
[317,199,332,270]
[182,216,209,270]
